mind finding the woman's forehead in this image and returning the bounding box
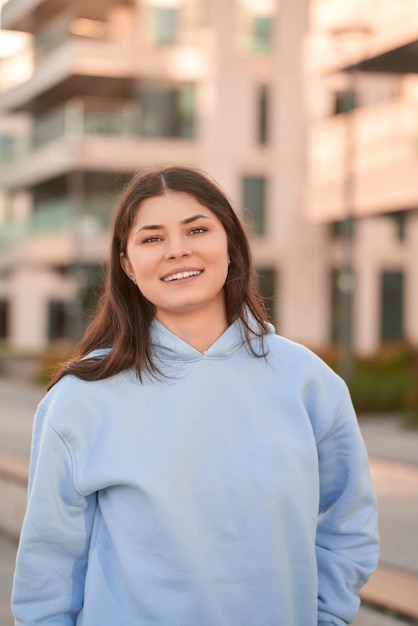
[132,192,216,225]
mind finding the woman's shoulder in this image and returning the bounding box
[266,330,326,364]
[37,366,129,431]
[265,332,352,427]
[265,330,346,388]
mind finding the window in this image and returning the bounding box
[151,7,178,46]
[0,299,9,339]
[389,211,407,241]
[257,267,277,324]
[257,85,269,144]
[0,134,13,163]
[251,16,273,54]
[330,270,339,343]
[330,269,354,344]
[334,89,357,115]
[81,264,103,317]
[48,301,69,340]
[242,176,267,235]
[329,218,355,240]
[380,271,404,341]
[141,81,195,138]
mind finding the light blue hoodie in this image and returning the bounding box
[12,319,379,625]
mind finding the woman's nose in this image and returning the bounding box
[165,239,192,261]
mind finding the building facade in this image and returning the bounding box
[1,0,325,352]
[305,0,418,357]
[0,0,417,361]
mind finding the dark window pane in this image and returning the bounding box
[389,211,407,241]
[381,271,404,341]
[0,299,9,339]
[48,301,69,340]
[334,89,357,115]
[257,85,269,144]
[330,268,354,345]
[242,176,266,235]
[329,218,355,239]
[141,82,194,138]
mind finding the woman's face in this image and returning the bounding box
[121,191,229,326]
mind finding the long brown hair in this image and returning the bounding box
[48,165,269,388]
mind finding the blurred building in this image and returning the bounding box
[306,0,418,357]
[0,0,417,360]
[0,0,322,352]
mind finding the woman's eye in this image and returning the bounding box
[189,227,207,235]
[142,235,161,244]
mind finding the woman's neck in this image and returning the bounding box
[155,308,228,354]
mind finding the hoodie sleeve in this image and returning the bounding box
[12,405,96,626]
[315,382,379,625]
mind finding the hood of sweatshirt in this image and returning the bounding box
[150,317,273,362]
[83,316,273,368]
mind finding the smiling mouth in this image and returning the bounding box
[162,270,203,283]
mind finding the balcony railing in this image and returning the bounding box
[308,93,418,185]
[0,4,205,90]
[0,195,112,251]
[1,94,195,165]
[306,80,418,219]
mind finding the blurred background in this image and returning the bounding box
[0,0,417,414]
[0,0,417,624]
[0,0,418,409]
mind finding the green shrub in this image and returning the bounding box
[316,343,418,425]
[34,343,75,385]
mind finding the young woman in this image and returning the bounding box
[12,165,379,626]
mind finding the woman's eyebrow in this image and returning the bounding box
[135,224,162,234]
[181,214,211,225]
[135,214,210,234]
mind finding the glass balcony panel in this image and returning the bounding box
[0,136,14,163]
[32,107,67,149]
[1,90,195,164]
[31,198,75,234]
[0,219,26,250]
[0,195,114,250]
[83,108,142,137]
[31,195,113,234]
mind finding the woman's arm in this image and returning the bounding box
[12,406,96,625]
[315,384,379,626]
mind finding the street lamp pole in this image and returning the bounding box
[339,65,357,382]
[329,24,373,382]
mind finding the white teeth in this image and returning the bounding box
[163,270,202,282]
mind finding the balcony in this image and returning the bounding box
[0,5,207,110]
[0,195,112,252]
[0,96,198,187]
[309,0,418,73]
[305,77,418,221]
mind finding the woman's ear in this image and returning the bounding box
[120,252,136,284]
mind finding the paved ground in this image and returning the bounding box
[1,377,417,626]
[0,378,43,458]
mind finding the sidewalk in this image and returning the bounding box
[0,378,417,625]
[354,416,418,623]
[358,454,418,622]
